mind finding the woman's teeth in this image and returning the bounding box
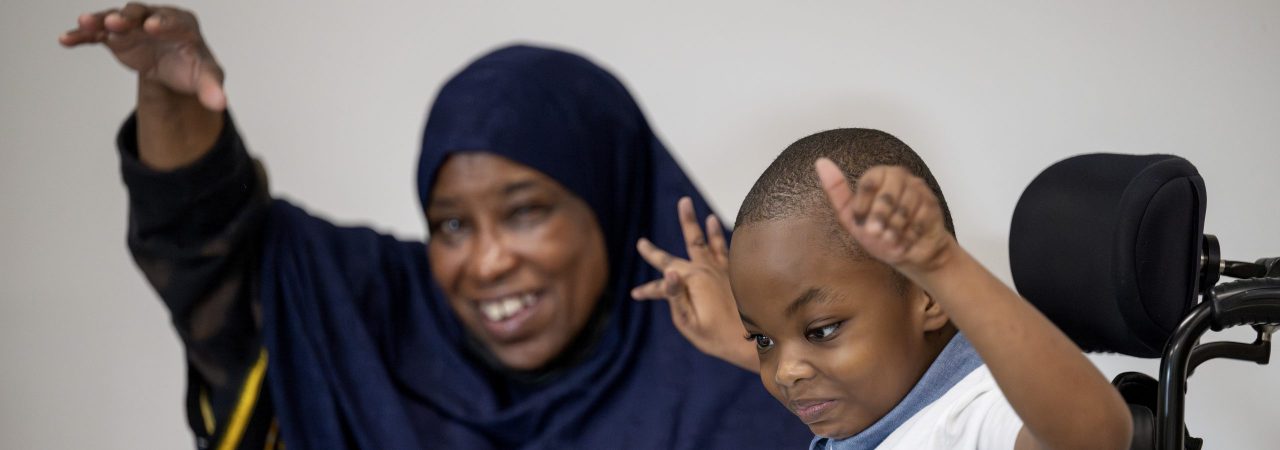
[479,292,537,322]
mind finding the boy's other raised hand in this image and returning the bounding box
[59,3,226,111]
[815,158,956,281]
[632,197,758,372]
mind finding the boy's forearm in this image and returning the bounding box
[915,247,1132,450]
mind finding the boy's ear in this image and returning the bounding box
[912,287,950,333]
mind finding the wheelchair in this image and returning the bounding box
[1008,154,1279,450]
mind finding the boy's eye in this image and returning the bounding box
[746,333,774,351]
[806,322,843,342]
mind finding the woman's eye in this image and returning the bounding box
[431,218,467,237]
[806,322,842,341]
[508,204,550,226]
[746,333,774,351]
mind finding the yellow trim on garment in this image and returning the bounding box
[200,387,217,434]
[217,348,268,450]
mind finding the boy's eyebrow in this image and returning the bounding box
[785,287,836,318]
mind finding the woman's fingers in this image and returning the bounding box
[705,214,729,266]
[60,9,115,46]
[59,28,105,47]
[78,10,114,32]
[195,64,227,111]
[104,3,149,33]
[141,6,200,38]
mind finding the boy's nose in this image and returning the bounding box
[773,350,816,388]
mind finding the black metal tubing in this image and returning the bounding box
[1156,301,1213,450]
[1187,337,1270,377]
[1157,278,1280,450]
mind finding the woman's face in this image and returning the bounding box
[426,152,609,371]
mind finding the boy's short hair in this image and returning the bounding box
[736,128,955,262]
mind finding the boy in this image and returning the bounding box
[728,128,1131,449]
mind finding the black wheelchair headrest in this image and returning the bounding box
[1010,154,1207,357]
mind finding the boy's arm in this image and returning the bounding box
[816,160,1132,450]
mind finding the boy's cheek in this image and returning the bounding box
[757,363,787,404]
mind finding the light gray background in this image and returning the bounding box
[3,1,1278,449]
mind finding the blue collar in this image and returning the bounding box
[811,333,982,450]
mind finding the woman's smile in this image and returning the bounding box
[471,289,547,341]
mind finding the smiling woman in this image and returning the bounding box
[59,3,810,449]
[426,152,609,371]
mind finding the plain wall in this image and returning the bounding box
[3,1,1278,448]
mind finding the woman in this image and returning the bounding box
[60,4,808,449]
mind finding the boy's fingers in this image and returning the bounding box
[637,238,686,271]
[862,168,906,235]
[816,158,857,226]
[705,214,729,265]
[677,197,711,261]
[851,166,887,224]
[886,185,920,237]
[663,270,686,298]
[631,279,667,300]
[664,270,697,324]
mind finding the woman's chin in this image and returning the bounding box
[485,336,561,371]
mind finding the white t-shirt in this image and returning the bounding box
[874,364,1023,450]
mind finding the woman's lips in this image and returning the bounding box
[790,399,838,424]
[474,290,544,342]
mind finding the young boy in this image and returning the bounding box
[724,129,1130,449]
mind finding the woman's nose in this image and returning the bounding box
[470,228,518,284]
[773,348,816,388]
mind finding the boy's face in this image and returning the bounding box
[730,217,941,439]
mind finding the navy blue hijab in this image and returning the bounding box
[258,45,809,449]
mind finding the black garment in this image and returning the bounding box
[120,111,275,449]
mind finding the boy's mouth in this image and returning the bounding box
[789,398,838,424]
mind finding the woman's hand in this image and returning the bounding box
[60,3,226,171]
[60,3,226,111]
[632,197,758,372]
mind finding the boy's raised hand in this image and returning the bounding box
[815,158,956,281]
[817,158,1132,449]
[632,197,757,372]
